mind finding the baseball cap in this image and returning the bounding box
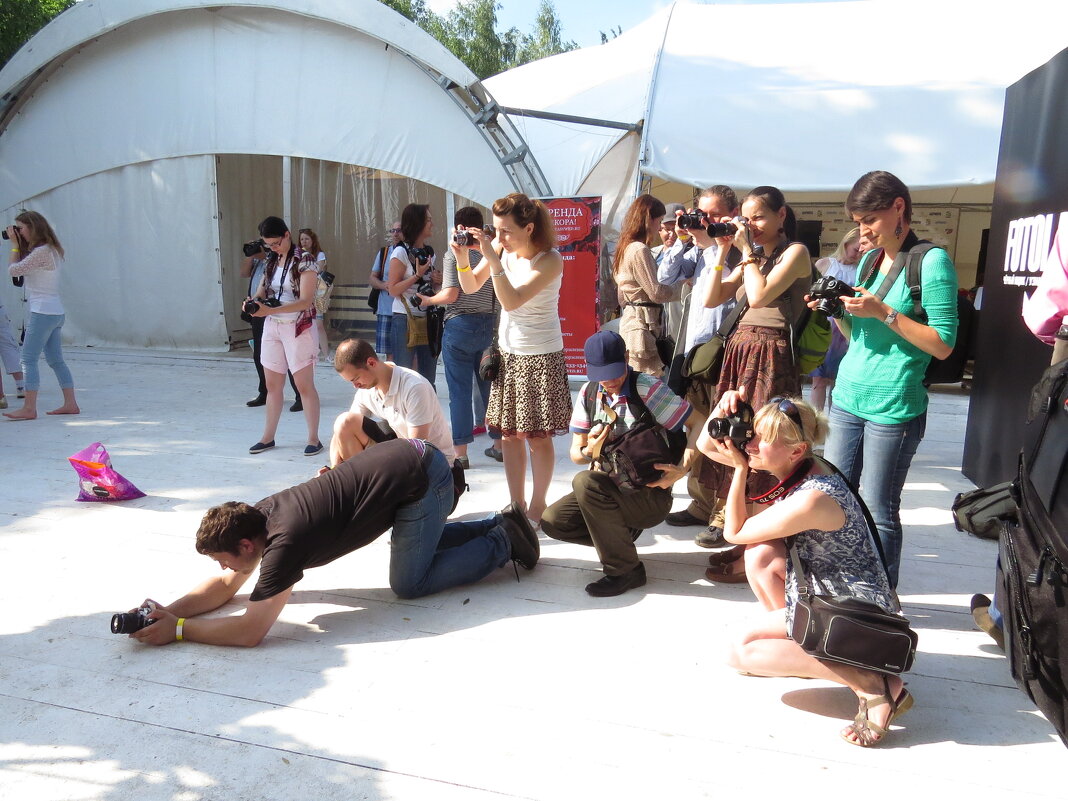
[584,330,628,382]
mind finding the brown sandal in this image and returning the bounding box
[708,544,745,567]
[703,558,748,584]
[842,677,914,747]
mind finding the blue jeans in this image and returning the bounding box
[823,403,927,589]
[22,312,73,392]
[389,446,511,598]
[442,313,499,445]
[391,313,437,388]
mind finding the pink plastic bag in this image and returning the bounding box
[68,442,145,502]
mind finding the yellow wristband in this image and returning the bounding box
[10,248,19,253]
[457,265,472,273]
[713,264,724,272]
[175,618,186,641]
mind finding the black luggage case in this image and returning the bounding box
[996,358,1068,746]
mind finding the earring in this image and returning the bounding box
[894,218,903,238]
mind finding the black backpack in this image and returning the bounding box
[995,358,1068,745]
[899,242,973,386]
[583,370,687,491]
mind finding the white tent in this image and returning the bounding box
[487,0,1068,239]
[0,0,547,349]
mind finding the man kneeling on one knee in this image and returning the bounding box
[542,331,701,597]
[127,438,539,647]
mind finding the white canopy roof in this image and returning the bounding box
[0,0,547,210]
[486,0,1068,198]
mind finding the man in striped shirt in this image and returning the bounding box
[542,331,701,596]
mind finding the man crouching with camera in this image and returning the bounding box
[123,438,539,647]
[541,331,702,596]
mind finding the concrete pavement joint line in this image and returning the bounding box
[0,692,536,800]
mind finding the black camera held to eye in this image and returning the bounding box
[242,296,282,316]
[452,225,496,247]
[1,229,9,241]
[707,400,755,449]
[111,603,157,634]
[410,245,434,266]
[243,239,268,257]
[808,275,855,319]
[676,211,709,230]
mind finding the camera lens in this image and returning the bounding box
[111,612,143,634]
[706,222,737,238]
[1,230,8,241]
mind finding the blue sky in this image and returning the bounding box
[424,0,848,49]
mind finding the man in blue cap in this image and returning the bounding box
[542,331,700,596]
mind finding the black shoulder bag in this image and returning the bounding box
[788,459,918,674]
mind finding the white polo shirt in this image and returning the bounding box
[350,365,456,461]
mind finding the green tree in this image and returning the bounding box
[1,0,75,70]
[514,0,577,66]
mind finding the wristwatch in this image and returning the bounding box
[883,309,899,327]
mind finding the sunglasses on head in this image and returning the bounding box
[770,396,804,438]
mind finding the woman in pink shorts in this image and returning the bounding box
[245,216,323,456]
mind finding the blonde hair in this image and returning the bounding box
[15,210,64,258]
[831,227,861,264]
[753,397,828,452]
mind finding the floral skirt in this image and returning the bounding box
[487,350,572,439]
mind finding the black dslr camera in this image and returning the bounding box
[707,400,755,449]
[242,296,282,315]
[676,211,708,230]
[243,239,268,257]
[452,225,496,247]
[0,229,9,240]
[808,275,854,319]
[111,603,157,634]
[410,245,434,266]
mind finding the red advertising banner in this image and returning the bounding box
[545,196,602,376]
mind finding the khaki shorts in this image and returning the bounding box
[261,316,318,375]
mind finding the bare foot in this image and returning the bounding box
[4,408,38,420]
[46,405,80,415]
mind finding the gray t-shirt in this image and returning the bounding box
[442,249,495,322]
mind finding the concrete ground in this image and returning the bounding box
[0,347,1064,801]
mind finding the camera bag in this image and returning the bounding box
[996,357,1068,745]
[583,370,687,492]
[952,481,1017,540]
[787,463,916,674]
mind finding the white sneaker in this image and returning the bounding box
[16,386,25,398]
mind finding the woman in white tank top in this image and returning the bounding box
[452,193,572,525]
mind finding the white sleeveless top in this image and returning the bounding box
[498,249,564,355]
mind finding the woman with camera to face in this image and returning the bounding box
[5,210,78,420]
[388,204,438,388]
[453,193,571,526]
[697,186,813,556]
[245,216,322,456]
[614,193,678,376]
[699,391,908,747]
[817,171,958,589]
[298,228,331,362]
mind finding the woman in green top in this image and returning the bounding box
[818,171,958,589]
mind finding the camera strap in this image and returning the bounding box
[748,457,813,504]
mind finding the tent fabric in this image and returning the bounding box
[0,0,522,209]
[0,0,546,350]
[485,0,1068,199]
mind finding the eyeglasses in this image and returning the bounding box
[388,227,402,233]
[770,396,804,438]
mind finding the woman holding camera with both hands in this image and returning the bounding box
[700,391,908,747]
[819,171,958,589]
[453,193,571,526]
[5,210,79,420]
[245,216,322,456]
